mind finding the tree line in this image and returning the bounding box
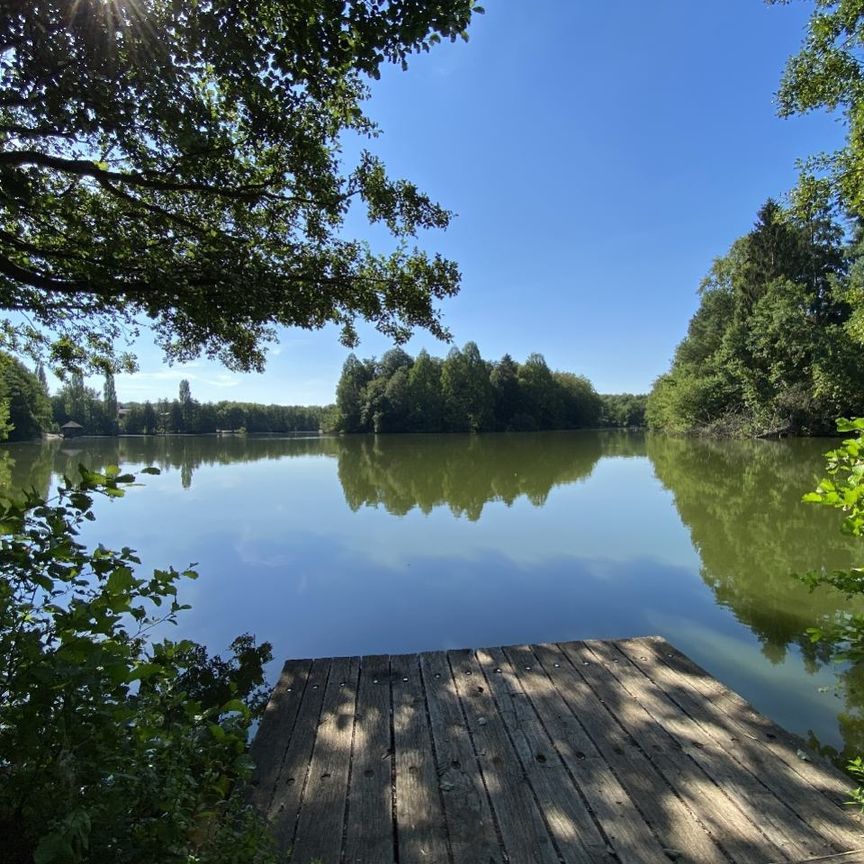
[0,350,645,442]
[333,342,644,434]
[0,358,328,440]
[647,200,864,436]
[52,376,328,436]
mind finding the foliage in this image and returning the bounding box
[0,350,52,440]
[771,0,864,344]
[598,393,647,428]
[0,467,274,863]
[121,399,329,436]
[772,0,864,215]
[331,343,603,433]
[47,373,329,436]
[646,200,864,435]
[52,372,114,435]
[799,418,864,659]
[0,0,484,374]
[796,417,864,799]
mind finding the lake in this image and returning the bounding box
[3,430,862,763]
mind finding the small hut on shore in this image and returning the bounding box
[61,421,84,439]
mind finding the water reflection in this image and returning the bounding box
[0,434,341,499]
[647,435,859,663]
[1,430,862,760]
[5,431,631,515]
[335,432,610,519]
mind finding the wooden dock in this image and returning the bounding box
[249,637,864,863]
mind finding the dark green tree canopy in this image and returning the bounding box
[0,351,51,440]
[332,343,604,434]
[647,200,864,435]
[773,0,864,215]
[0,0,482,373]
[771,0,864,342]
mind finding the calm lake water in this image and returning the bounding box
[3,431,862,762]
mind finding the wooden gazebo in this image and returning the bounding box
[60,421,84,439]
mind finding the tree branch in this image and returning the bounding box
[0,148,353,209]
[0,149,275,200]
[0,123,77,140]
[0,254,151,297]
[94,176,228,238]
[0,229,86,261]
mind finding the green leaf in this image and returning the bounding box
[837,418,864,432]
[34,832,73,864]
[107,566,134,593]
[221,698,250,717]
[130,662,162,681]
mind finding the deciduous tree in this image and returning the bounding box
[0,0,483,373]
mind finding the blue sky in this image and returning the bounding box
[91,1,843,405]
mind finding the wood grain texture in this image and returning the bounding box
[343,655,396,864]
[420,650,503,864]
[250,639,864,864]
[529,642,729,864]
[447,647,561,864]
[265,657,331,856]
[247,659,311,813]
[620,636,864,849]
[290,656,360,864]
[391,652,450,864]
[477,646,615,864]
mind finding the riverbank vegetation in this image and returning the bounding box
[0,354,52,441]
[1,358,646,439]
[646,200,864,436]
[648,1,864,438]
[4,0,864,858]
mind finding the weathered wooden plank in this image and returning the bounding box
[289,655,360,864]
[343,655,395,864]
[620,635,864,849]
[553,641,785,864]
[266,657,332,855]
[390,652,450,864]
[419,650,504,864]
[248,659,312,813]
[447,648,560,864]
[630,635,850,792]
[581,639,832,862]
[478,646,614,863]
[253,639,864,864]
[528,643,729,864]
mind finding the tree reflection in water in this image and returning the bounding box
[1,430,861,763]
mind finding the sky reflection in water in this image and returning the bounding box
[2,431,860,759]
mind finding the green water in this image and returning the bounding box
[3,431,862,761]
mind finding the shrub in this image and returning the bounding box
[0,466,274,864]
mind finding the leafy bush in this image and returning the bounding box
[0,466,274,864]
[799,418,864,800]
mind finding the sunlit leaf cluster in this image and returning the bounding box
[0,1,483,373]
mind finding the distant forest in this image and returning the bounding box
[53,373,327,436]
[332,343,645,433]
[0,347,645,441]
